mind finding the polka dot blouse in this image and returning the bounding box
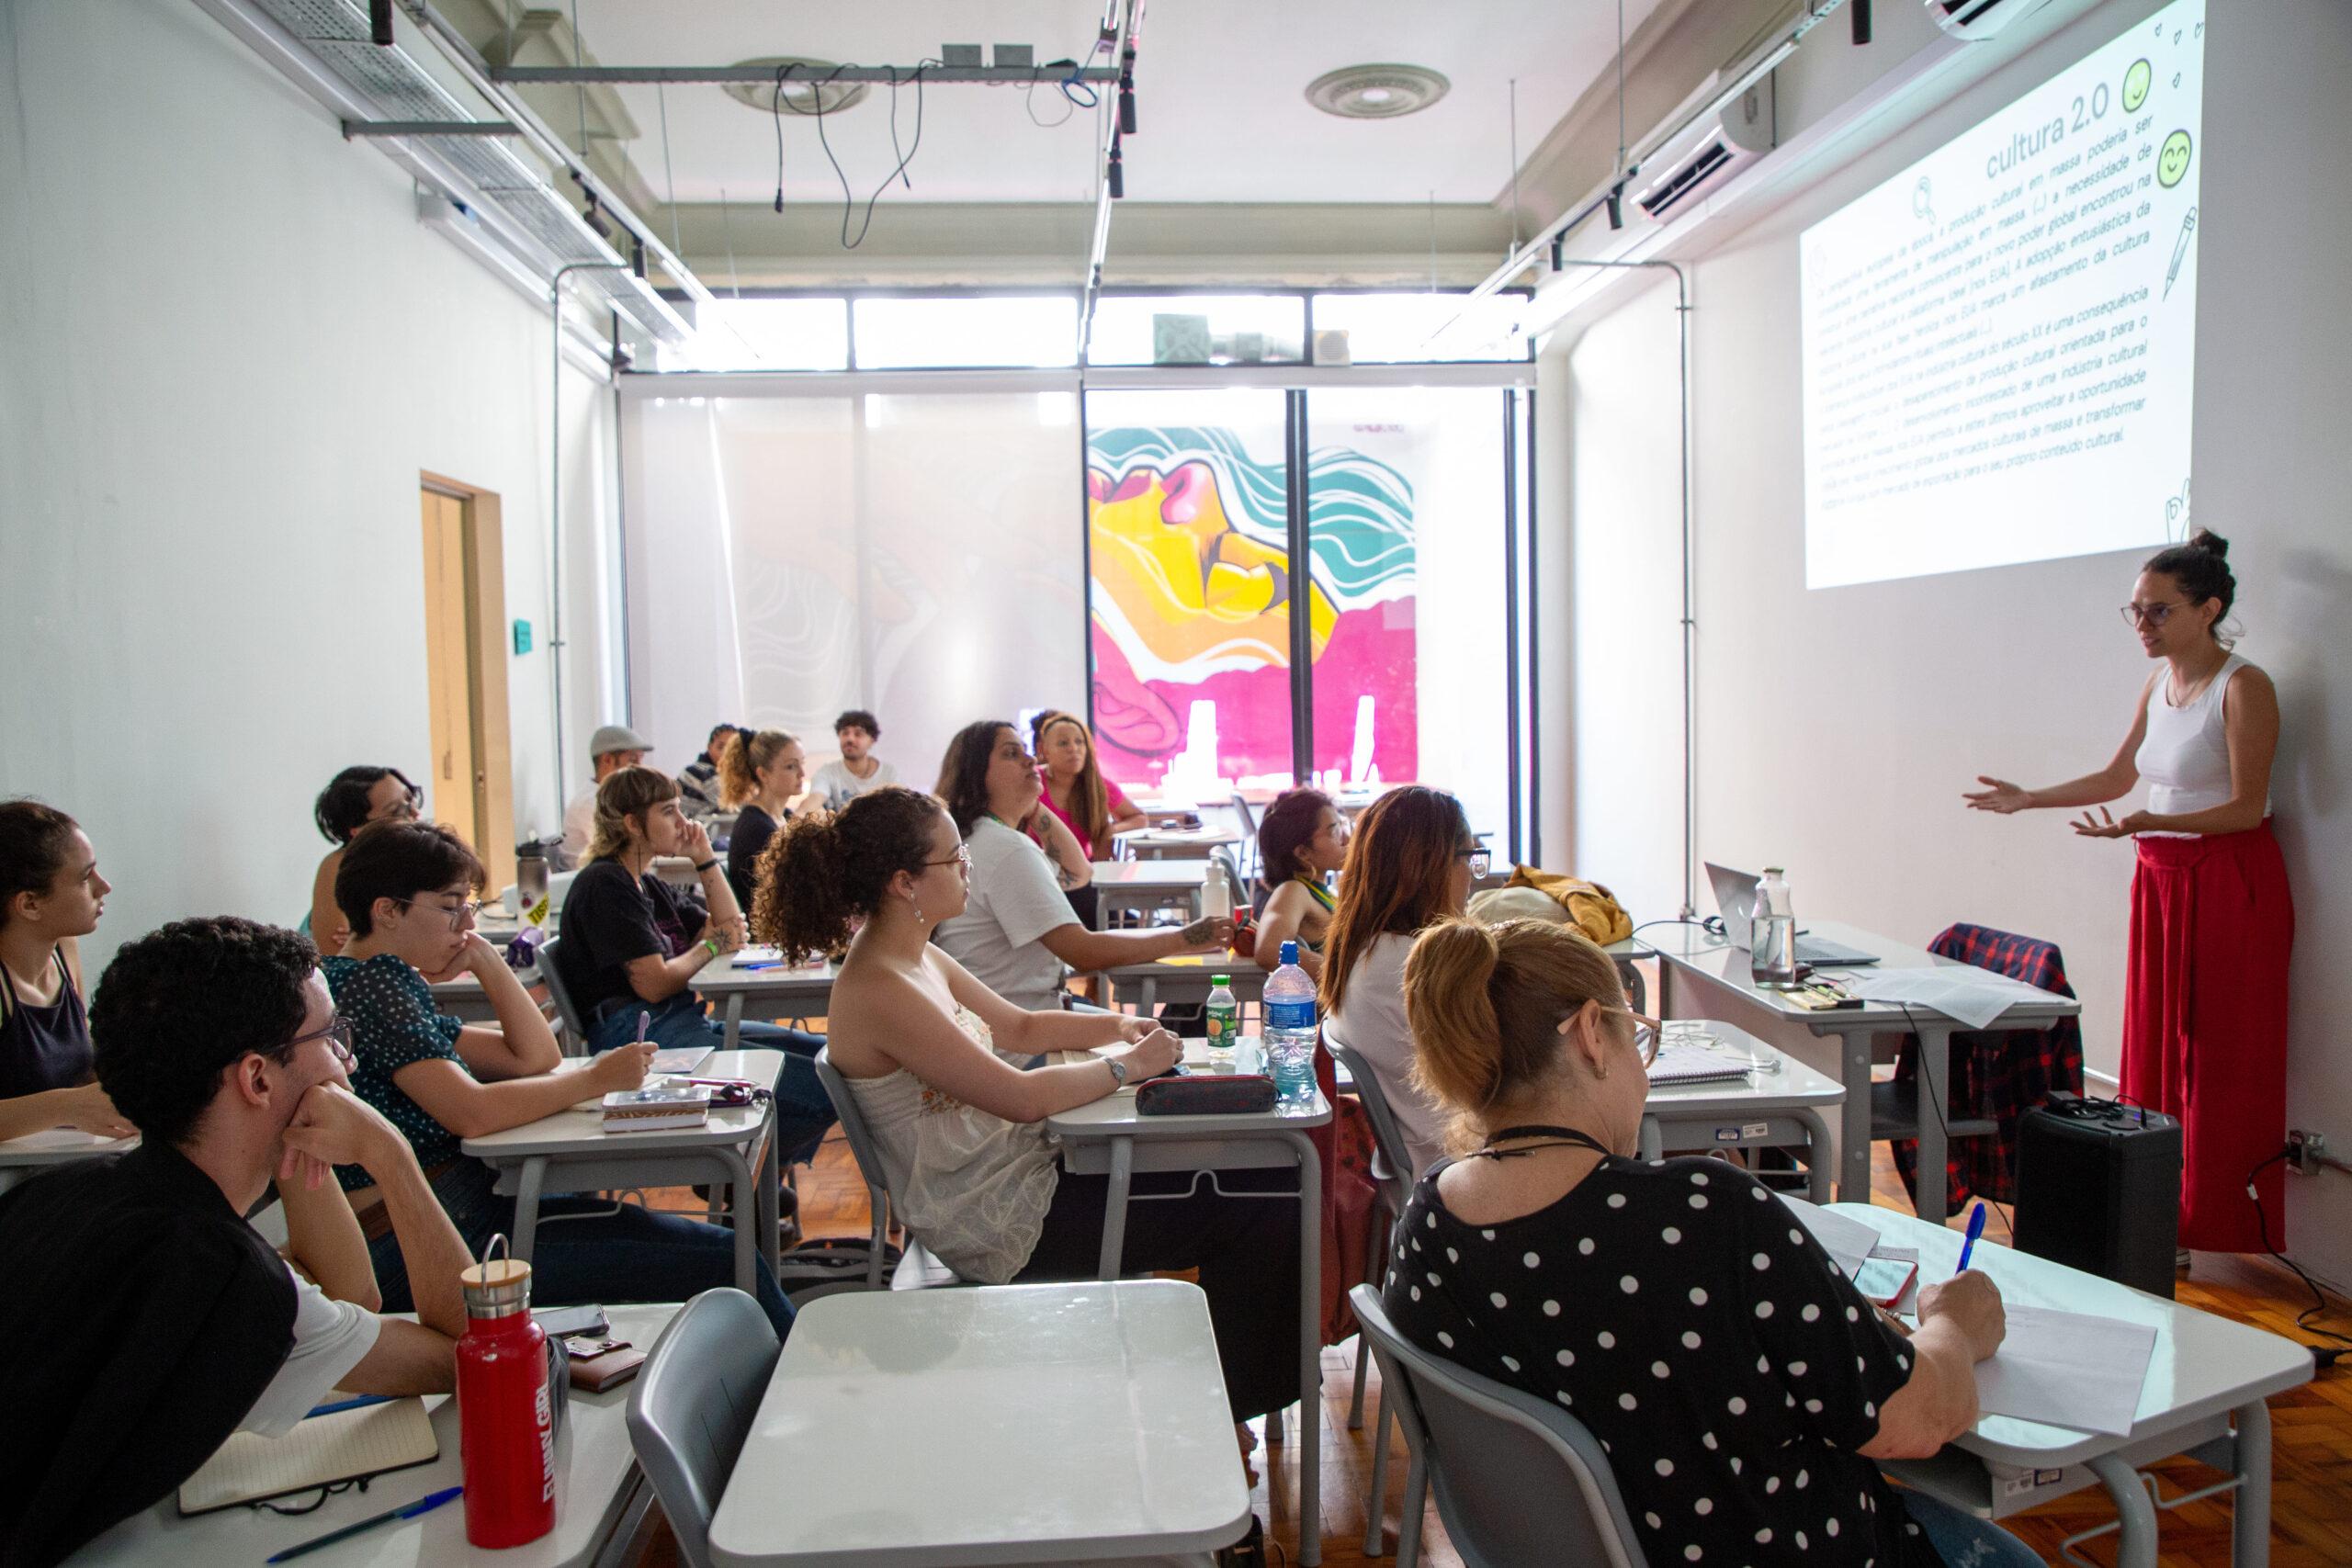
[1381,1154,1943,1568]
[321,953,470,1190]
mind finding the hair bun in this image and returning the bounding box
[2188,528,2230,558]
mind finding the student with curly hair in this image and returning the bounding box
[810,708,897,810]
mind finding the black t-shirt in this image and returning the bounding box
[1381,1155,1945,1568]
[727,804,780,915]
[558,858,707,1019]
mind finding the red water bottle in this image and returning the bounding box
[456,1241,557,1548]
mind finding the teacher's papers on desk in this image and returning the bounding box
[1846,969,2052,1031]
[1974,1304,2157,1436]
[177,1397,436,1514]
[1776,1195,1881,1278]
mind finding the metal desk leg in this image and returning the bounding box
[2233,1398,2272,1568]
[1794,1107,1837,1203]
[511,1156,548,1264]
[755,1103,782,1276]
[1094,1137,1136,1280]
[1916,1023,1951,1223]
[1285,1129,1324,1567]
[723,993,744,1053]
[1638,1115,1665,1162]
[1838,1029,1874,1203]
[1140,976,1159,1013]
[695,1144,761,1295]
[2086,1451,2161,1568]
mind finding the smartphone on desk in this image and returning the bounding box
[535,1303,608,1338]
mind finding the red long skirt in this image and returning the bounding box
[2120,820,2295,1251]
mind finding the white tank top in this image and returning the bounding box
[2133,654,2264,836]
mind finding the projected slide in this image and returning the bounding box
[1800,0,2204,589]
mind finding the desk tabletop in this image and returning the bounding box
[709,1281,1251,1567]
[67,1303,678,1568]
[1095,953,1265,986]
[460,1049,784,1158]
[1048,1083,1329,1138]
[1117,826,1240,851]
[693,960,842,998]
[1090,858,1213,888]
[1828,1205,2312,1465]
[1615,920,2081,1026]
[0,1126,138,1167]
[1642,1021,1845,1112]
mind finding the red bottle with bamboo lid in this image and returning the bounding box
[455,1241,557,1547]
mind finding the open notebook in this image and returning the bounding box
[176,1397,438,1515]
[1645,1043,1753,1087]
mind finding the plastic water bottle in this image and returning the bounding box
[1749,867,1800,989]
[1203,857,1234,921]
[1263,940,1318,1106]
[1204,975,1239,1058]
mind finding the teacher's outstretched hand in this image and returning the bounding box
[1961,776,2033,813]
[2070,807,2150,839]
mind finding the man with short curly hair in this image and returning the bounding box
[0,917,474,1568]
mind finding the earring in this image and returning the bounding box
[910,895,926,926]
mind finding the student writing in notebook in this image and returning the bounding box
[0,917,469,1568]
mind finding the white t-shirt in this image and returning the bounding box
[934,817,1078,1012]
[1327,931,1452,1181]
[811,757,898,811]
[558,784,597,870]
[238,1264,384,1438]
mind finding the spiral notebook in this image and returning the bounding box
[176,1396,438,1515]
[1644,1043,1753,1087]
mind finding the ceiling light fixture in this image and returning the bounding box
[1306,64,1450,120]
[719,58,870,117]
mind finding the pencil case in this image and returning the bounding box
[1135,1074,1277,1116]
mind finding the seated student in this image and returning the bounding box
[678,722,742,822]
[0,916,470,1568]
[720,728,812,913]
[0,801,132,1144]
[551,767,834,1145]
[307,764,421,949]
[324,819,800,1337]
[1031,709,1145,860]
[931,721,1230,1012]
[758,786,1301,1456]
[558,723,652,870]
[809,708,897,809]
[1250,787,1348,981]
[1320,786,1475,1179]
[1381,917,2032,1568]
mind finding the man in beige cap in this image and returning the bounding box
[557,723,650,870]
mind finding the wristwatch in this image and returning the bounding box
[1104,1056,1129,1088]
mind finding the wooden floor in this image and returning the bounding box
[639,1134,2352,1567]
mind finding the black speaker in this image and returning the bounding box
[2012,1092,2183,1299]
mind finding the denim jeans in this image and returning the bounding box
[584,993,833,1166]
[1896,1487,2045,1568]
[365,1156,796,1340]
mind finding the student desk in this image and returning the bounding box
[1641,1021,1844,1201]
[459,1050,785,1293]
[708,1281,1250,1567]
[1845,1205,2309,1568]
[0,1126,136,1195]
[1090,856,1212,928]
[1117,825,1240,860]
[433,964,836,1051]
[1046,1073,1329,1564]
[1095,954,1267,1014]
[65,1302,681,1568]
[1605,921,2079,1221]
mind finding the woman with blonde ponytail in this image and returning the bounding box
[718,728,811,910]
[1382,918,2037,1568]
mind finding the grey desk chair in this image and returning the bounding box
[1349,1284,1651,1568]
[1228,791,1261,883]
[626,1288,782,1568]
[812,1048,962,1291]
[533,935,591,1054]
[1331,1038,1419,1554]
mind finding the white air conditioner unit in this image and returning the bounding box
[1926,0,2060,42]
[1632,77,1774,225]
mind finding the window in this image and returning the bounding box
[852,296,1080,368]
[1087,295,1306,367]
[1311,291,1530,364]
[667,298,849,371]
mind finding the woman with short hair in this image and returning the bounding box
[306,766,420,951]
[1250,787,1347,980]
[0,800,132,1143]
[1382,916,2036,1568]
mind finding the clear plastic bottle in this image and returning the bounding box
[1263,940,1319,1106]
[1204,975,1239,1060]
[1202,858,1234,921]
[1749,867,1800,989]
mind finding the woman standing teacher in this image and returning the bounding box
[1964,530,2290,1253]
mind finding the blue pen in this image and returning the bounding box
[1954,1201,1988,1274]
[266,1485,462,1562]
[303,1393,393,1420]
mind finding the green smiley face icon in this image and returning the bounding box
[2158,130,2193,188]
[2123,59,2152,113]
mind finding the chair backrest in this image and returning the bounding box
[1329,1038,1416,1215]
[533,935,591,1053]
[1349,1284,1650,1568]
[812,1048,894,1289]
[626,1288,782,1568]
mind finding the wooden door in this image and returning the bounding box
[418,480,517,891]
[420,489,479,852]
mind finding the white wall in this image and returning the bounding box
[0,0,620,965]
[1555,0,2352,1282]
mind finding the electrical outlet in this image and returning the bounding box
[2287,1129,2328,1175]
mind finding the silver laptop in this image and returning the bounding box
[1703,863,1879,967]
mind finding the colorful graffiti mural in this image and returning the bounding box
[1085,424,1419,790]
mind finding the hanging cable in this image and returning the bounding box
[656,82,683,259]
[771,61,930,249]
[771,64,789,211]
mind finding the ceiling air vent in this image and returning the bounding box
[1927,0,2060,42]
[1306,64,1451,120]
[719,59,872,116]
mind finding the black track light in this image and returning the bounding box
[1107,136,1125,199]
[1605,187,1624,231]
[631,237,646,278]
[1852,0,1873,45]
[370,0,393,46]
[1550,234,1565,272]
[1119,43,1137,135]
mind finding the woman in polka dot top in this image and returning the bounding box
[1378,917,2036,1568]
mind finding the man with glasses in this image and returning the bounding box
[0,917,472,1568]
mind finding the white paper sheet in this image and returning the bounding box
[1776,1194,1882,1278]
[1973,1304,2157,1437]
[1847,969,2049,1030]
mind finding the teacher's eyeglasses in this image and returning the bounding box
[2120,600,2188,629]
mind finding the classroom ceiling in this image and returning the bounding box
[543,0,1677,209]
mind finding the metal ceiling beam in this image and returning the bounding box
[493,64,1119,85]
[344,118,519,136]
